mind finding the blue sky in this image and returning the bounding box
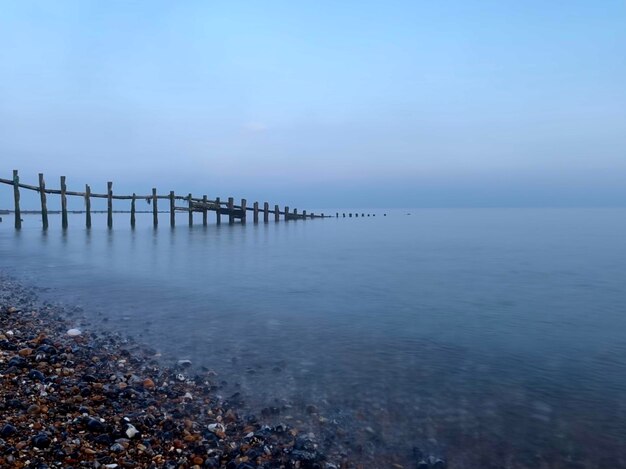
[1,1,625,208]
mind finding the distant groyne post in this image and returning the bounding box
[107,181,113,229]
[169,191,176,227]
[38,173,48,230]
[150,188,157,228]
[12,170,21,229]
[85,184,92,228]
[61,176,68,229]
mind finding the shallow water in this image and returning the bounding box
[2,208,626,467]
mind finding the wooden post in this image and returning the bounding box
[349,213,352,217]
[293,208,298,220]
[284,206,289,221]
[263,202,269,223]
[343,213,345,218]
[240,198,247,224]
[188,193,193,226]
[85,185,92,229]
[336,212,339,218]
[321,213,325,217]
[311,212,314,219]
[228,197,234,224]
[169,191,175,227]
[152,188,158,228]
[302,210,306,220]
[12,170,21,230]
[130,193,136,228]
[61,176,68,229]
[274,204,279,222]
[253,202,259,223]
[202,195,208,226]
[216,197,221,225]
[38,173,48,230]
[106,181,113,229]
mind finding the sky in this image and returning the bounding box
[1,0,625,208]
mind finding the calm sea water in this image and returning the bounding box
[2,208,626,468]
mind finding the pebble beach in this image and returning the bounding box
[0,274,366,469]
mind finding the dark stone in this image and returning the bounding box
[31,433,51,449]
[294,436,316,452]
[416,460,429,469]
[85,417,106,433]
[0,424,17,438]
[433,458,447,469]
[81,374,97,382]
[0,340,17,351]
[28,370,45,381]
[6,399,25,410]
[203,458,220,468]
[93,434,112,446]
[36,345,57,355]
[7,356,28,368]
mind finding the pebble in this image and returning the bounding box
[0,423,17,437]
[66,328,82,336]
[31,432,51,449]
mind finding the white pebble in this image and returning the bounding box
[66,328,82,336]
[125,424,139,438]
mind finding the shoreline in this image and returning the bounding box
[0,274,355,469]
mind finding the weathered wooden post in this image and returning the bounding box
[228,197,234,224]
[85,185,92,229]
[188,193,193,226]
[169,191,175,227]
[152,188,158,228]
[12,170,21,229]
[293,208,298,220]
[253,202,259,223]
[106,181,113,229]
[130,193,136,228]
[61,176,69,229]
[310,212,314,219]
[240,198,247,224]
[302,210,306,219]
[349,213,352,217]
[343,213,345,218]
[263,202,269,223]
[202,195,208,226]
[38,173,48,230]
[216,197,221,225]
[274,204,279,222]
[284,206,289,221]
[336,212,338,218]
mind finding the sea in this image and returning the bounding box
[1,208,625,468]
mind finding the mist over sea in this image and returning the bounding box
[2,208,626,467]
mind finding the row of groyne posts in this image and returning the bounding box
[1,170,375,230]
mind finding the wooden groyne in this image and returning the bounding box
[0,170,334,230]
